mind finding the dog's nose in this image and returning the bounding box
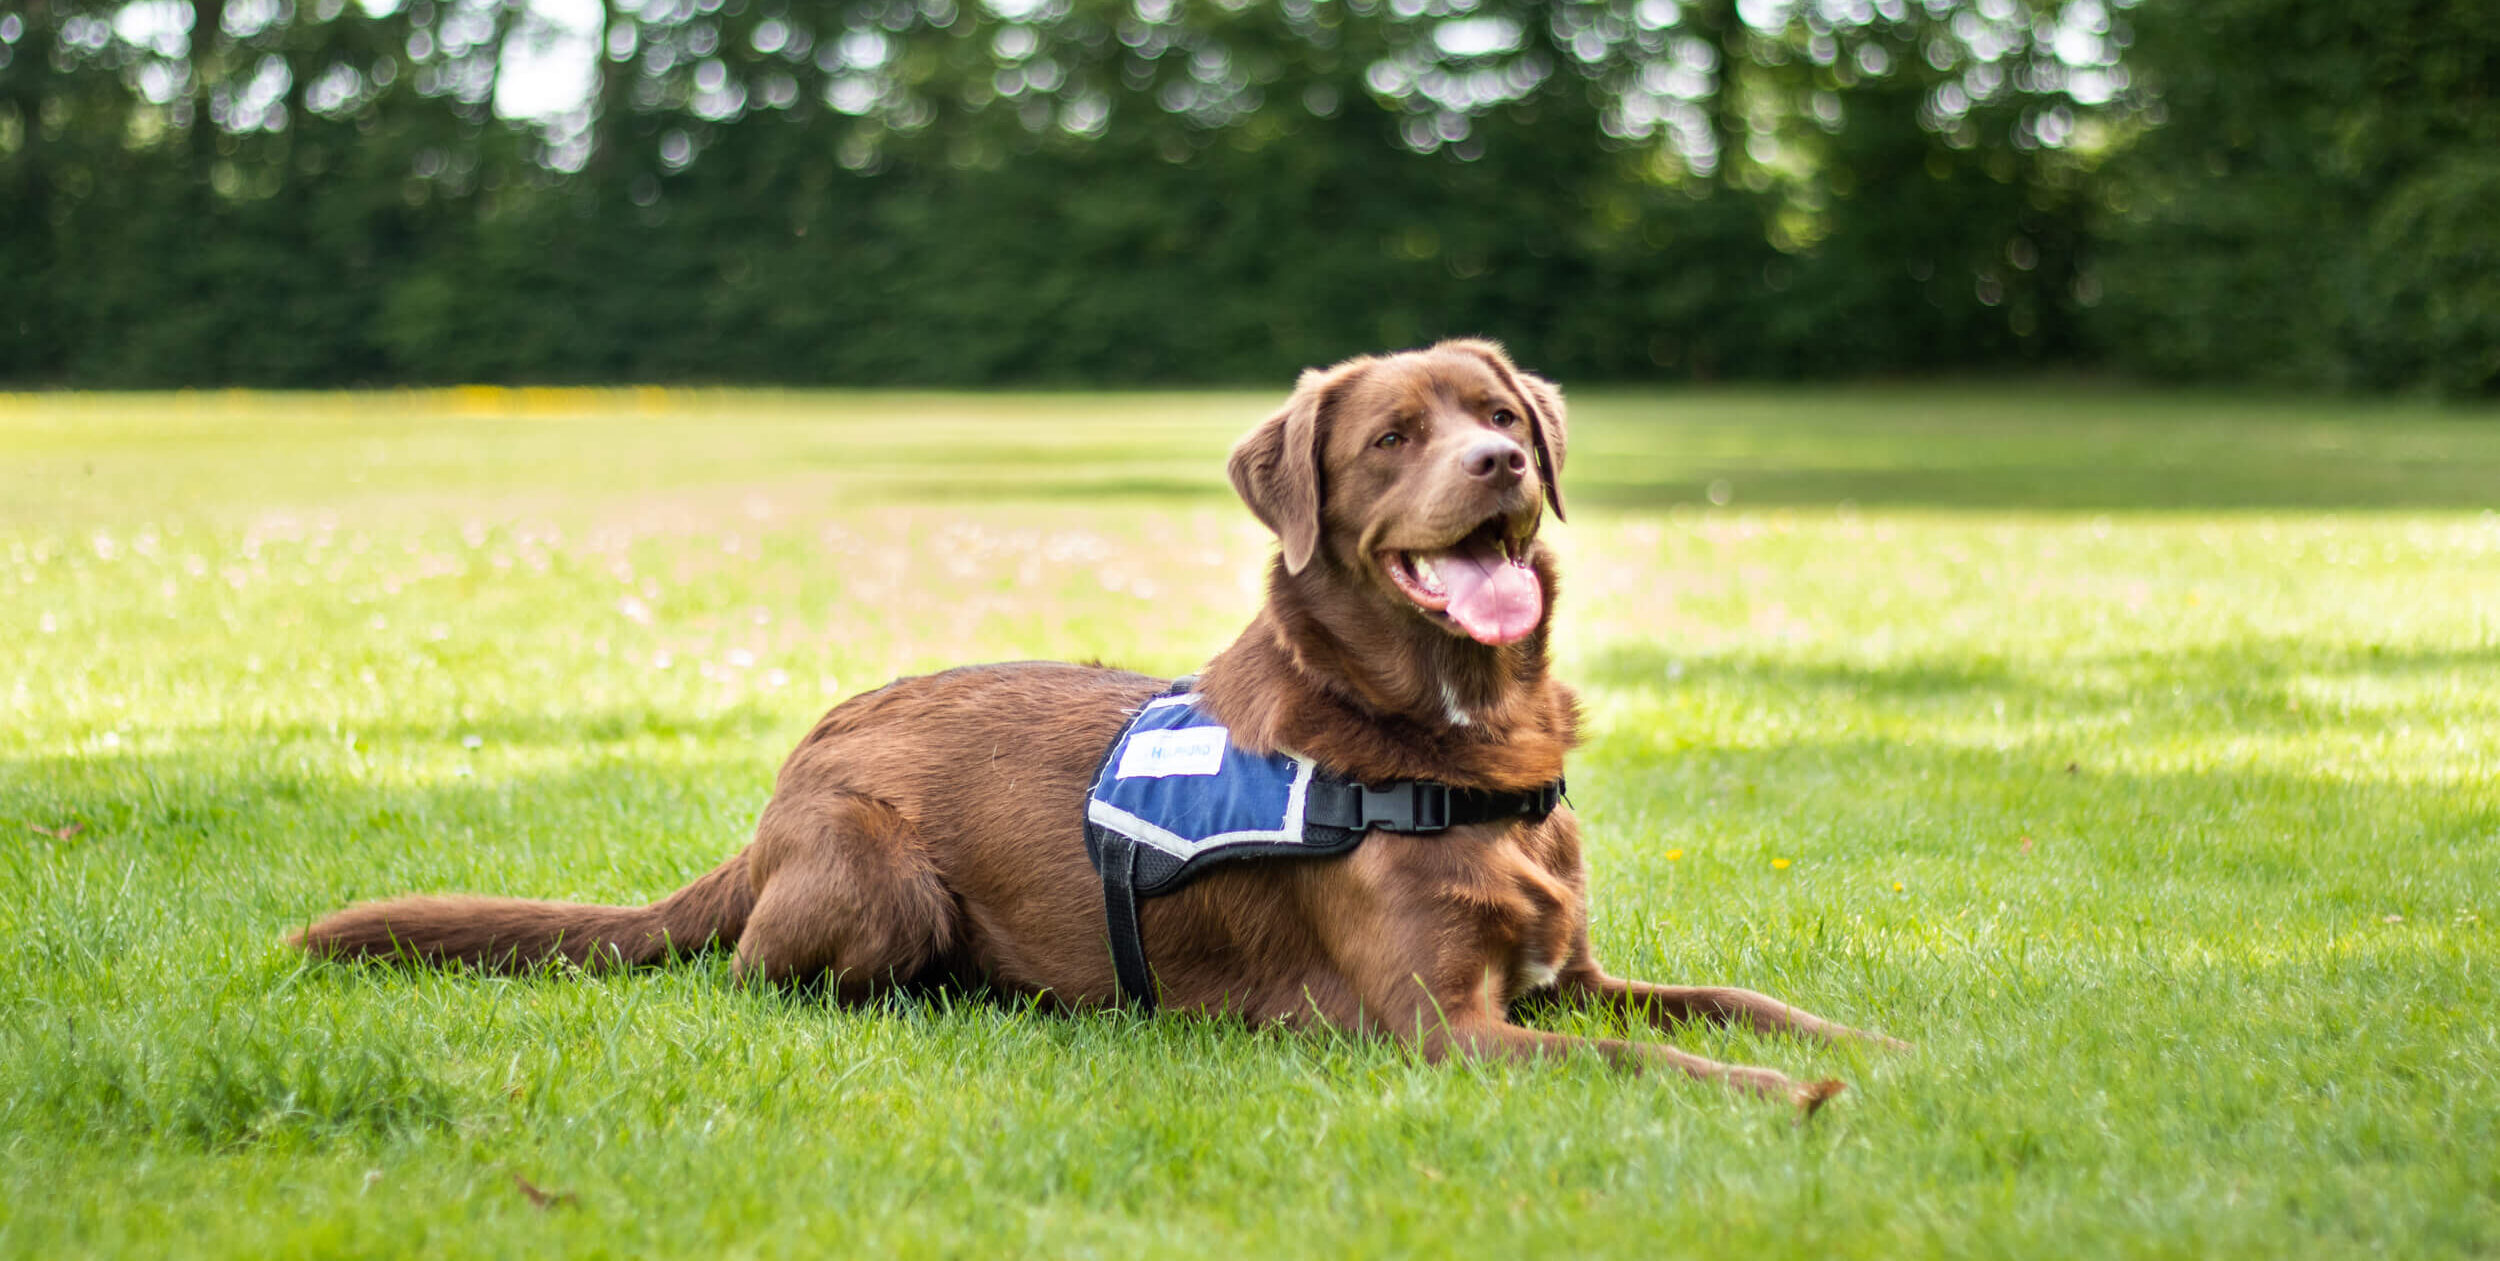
[1460,437,1531,483]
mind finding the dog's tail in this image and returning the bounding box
[290,851,754,971]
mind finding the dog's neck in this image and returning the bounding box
[1196,550,1577,789]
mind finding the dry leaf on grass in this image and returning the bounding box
[513,1173,577,1210]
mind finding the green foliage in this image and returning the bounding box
[0,0,2490,392]
[2089,0,2500,394]
[1,0,2127,387]
[2349,154,2500,396]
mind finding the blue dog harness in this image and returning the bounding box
[1083,679,1564,1010]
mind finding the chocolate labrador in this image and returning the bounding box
[296,340,1899,1109]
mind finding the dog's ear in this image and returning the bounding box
[1447,340,1569,521]
[1513,367,1568,522]
[1229,361,1358,573]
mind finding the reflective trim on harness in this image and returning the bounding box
[1084,678,1564,1012]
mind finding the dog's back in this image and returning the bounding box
[292,662,1160,977]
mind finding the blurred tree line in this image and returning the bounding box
[0,0,2490,392]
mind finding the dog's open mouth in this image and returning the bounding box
[1382,519,1543,646]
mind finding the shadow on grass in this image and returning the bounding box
[1562,396,2500,511]
[1583,639,2500,736]
[0,734,769,913]
[819,452,2500,513]
[1566,461,2500,512]
[5,654,2490,978]
[1567,641,2500,908]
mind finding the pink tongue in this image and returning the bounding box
[1431,537,1543,645]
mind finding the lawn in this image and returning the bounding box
[2,384,2496,1258]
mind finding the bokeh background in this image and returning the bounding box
[1,0,2493,393]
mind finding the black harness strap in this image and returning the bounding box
[1096,830,1159,1011]
[1301,778,1566,835]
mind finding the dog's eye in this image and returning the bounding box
[1491,409,1520,428]
[1374,432,1405,450]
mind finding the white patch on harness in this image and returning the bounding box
[1116,726,1231,779]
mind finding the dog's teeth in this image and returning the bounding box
[1415,557,1444,592]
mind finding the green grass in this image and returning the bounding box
[3,385,2496,1258]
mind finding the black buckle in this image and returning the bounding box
[1533,780,1565,818]
[1358,781,1451,832]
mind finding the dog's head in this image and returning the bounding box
[1228,340,1567,647]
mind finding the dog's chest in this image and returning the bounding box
[1355,825,1582,1005]
[1478,848,1579,1002]
[1083,681,1576,1013]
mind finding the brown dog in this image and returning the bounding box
[296,340,1898,1109]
